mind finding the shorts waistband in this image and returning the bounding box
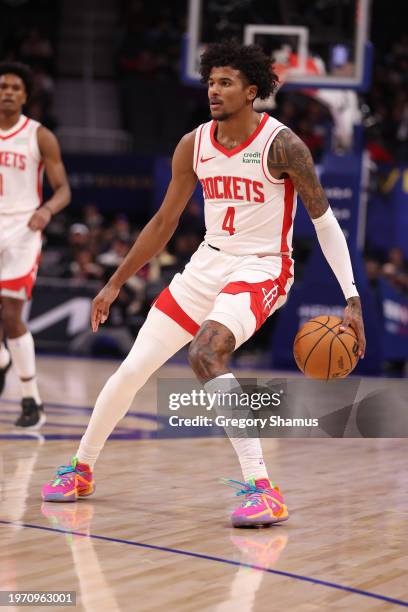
[204,242,292,260]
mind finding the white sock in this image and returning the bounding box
[0,343,11,368]
[76,307,192,469]
[7,332,41,404]
[204,373,269,482]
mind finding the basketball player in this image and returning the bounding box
[42,42,365,526]
[0,62,71,428]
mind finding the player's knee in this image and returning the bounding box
[117,359,139,383]
[188,338,229,380]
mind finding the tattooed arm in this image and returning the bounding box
[267,128,329,217]
[268,129,366,357]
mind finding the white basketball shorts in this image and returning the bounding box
[0,213,42,300]
[153,242,294,348]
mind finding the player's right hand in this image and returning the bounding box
[91,283,120,332]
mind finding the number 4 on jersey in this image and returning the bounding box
[222,206,236,235]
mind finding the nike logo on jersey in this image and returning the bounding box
[200,155,216,163]
[262,285,279,312]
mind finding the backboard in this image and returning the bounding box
[182,0,372,91]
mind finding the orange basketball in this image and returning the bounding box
[293,315,359,379]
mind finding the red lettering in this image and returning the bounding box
[0,152,26,170]
[232,177,244,200]
[222,176,232,199]
[205,177,215,199]
[253,181,264,203]
[200,179,209,199]
[201,176,265,203]
[242,177,251,201]
[222,206,236,235]
[214,176,223,198]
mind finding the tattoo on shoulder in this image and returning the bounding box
[268,128,311,172]
[268,129,329,219]
[267,133,288,167]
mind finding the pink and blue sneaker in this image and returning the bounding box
[225,478,289,527]
[41,457,95,502]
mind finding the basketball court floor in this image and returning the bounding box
[0,355,407,611]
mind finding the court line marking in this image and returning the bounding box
[0,520,407,607]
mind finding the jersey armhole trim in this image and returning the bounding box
[28,122,42,162]
[194,124,205,173]
[261,124,287,185]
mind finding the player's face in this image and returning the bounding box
[0,74,27,114]
[207,67,257,121]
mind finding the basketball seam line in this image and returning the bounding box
[334,333,353,370]
[293,320,331,345]
[303,326,335,375]
[307,320,342,333]
[327,333,337,380]
[301,318,341,374]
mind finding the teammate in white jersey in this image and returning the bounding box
[0,62,71,428]
[42,42,365,526]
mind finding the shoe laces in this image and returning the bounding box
[222,478,269,508]
[51,460,77,487]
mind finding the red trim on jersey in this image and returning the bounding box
[37,160,44,204]
[0,251,40,300]
[0,117,30,141]
[220,257,293,331]
[210,113,268,158]
[194,124,204,173]
[261,125,285,185]
[153,287,199,336]
[281,178,295,253]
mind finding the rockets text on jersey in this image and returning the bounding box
[0,114,44,214]
[193,113,297,257]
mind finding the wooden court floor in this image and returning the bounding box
[0,356,407,611]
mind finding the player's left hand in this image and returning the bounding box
[340,297,366,359]
[28,206,52,231]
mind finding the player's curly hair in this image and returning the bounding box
[0,61,33,98]
[199,40,279,100]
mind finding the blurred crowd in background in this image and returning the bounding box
[0,0,407,365]
[0,0,58,128]
[40,199,206,342]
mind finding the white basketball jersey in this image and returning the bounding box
[194,113,297,256]
[0,114,44,215]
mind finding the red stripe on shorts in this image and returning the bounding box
[0,251,41,299]
[220,257,293,331]
[153,287,199,336]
